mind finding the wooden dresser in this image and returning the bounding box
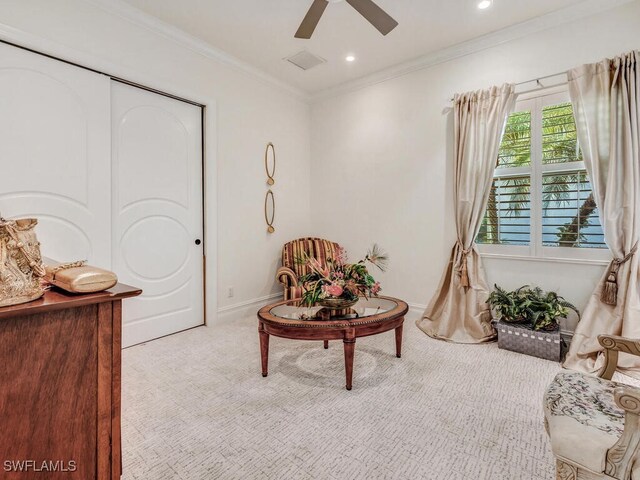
[0,284,141,479]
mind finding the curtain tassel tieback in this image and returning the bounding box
[602,244,638,306]
[457,244,472,288]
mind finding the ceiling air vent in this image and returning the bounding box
[285,50,326,71]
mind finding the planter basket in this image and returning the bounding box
[495,320,562,362]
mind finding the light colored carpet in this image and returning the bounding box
[121,311,563,480]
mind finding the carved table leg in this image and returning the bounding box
[395,323,403,358]
[343,335,356,391]
[259,322,269,377]
[324,340,329,349]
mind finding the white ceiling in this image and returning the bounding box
[120,0,589,94]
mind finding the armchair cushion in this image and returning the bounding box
[282,238,340,279]
[544,371,628,474]
[278,237,341,300]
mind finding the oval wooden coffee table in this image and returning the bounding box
[257,296,408,390]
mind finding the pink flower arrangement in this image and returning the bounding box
[323,284,344,297]
[334,246,348,266]
[297,244,388,306]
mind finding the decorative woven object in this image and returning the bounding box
[495,320,561,362]
[0,217,46,307]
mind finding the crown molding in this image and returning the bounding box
[83,0,311,102]
[310,0,638,102]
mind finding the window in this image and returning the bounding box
[476,89,608,261]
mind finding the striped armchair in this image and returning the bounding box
[276,237,341,301]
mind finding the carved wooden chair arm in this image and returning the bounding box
[605,386,640,480]
[276,266,298,287]
[598,335,640,380]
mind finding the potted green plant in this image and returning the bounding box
[488,284,579,361]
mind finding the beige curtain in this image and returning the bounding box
[564,51,640,374]
[417,84,516,343]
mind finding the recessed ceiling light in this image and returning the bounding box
[478,0,493,9]
[345,55,356,62]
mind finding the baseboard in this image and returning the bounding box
[405,302,426,322]
[407,302,426,316]
[216,293,281,322]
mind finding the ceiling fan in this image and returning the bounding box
[295,0,398,39]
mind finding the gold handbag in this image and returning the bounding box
[44,259,117,293]
[0,217,46,307]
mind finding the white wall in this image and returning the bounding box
[310,1,640,331]
[2,0,639,330]
[0,0,312,317]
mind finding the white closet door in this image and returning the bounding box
[0,43,111,266]
[111,82,204,347]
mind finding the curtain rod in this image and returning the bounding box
[448,71,568,102]
[513,71,568,87]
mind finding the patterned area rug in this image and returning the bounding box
[121,311,561,479]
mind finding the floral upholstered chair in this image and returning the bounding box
[544,335,640,480]
[276,237,340,301]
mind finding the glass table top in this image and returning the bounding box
[269,296,399,321]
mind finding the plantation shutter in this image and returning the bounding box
[477,97,606,251]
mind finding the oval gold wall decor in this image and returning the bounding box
[265,189,275,233]
[265,142,276,186]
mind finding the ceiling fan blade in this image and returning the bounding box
[295,0,329,39]
[345,0,398,36]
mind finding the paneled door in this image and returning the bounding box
[0,42,111,265]
[111,82,204,347]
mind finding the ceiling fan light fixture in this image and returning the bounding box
[295,0,398,39]
[477,0,493,10]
